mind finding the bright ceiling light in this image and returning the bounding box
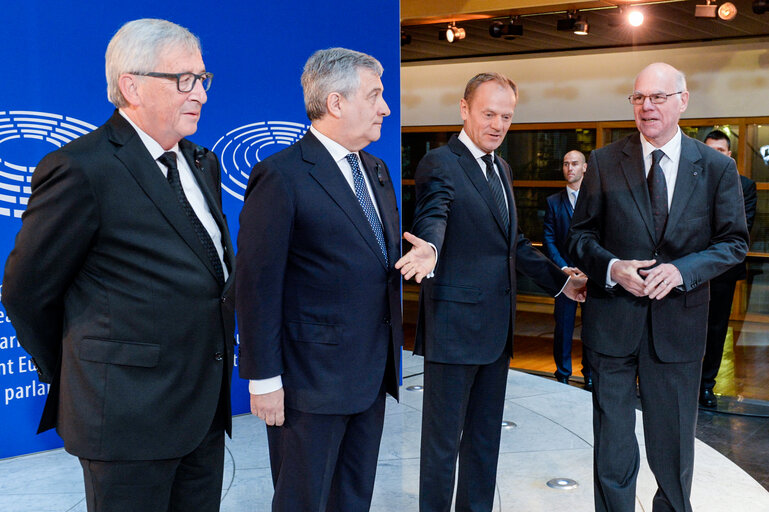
[628,10,644,26]
[718,2,738,20]
[441,23,466,43]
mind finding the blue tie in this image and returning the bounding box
[346,154,388,265]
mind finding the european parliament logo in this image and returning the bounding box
[212,121,310,201]
[0,110,96,218]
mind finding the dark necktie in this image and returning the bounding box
[158,151,225,285]
[345,154,388,265]
[647,149,668,242]
[481,153,510,233]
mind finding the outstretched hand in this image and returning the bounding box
[395,232,437,283]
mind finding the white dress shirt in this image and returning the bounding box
[118,110,228,281]
[605,128,682,286]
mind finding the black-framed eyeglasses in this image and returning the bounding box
[132,71,213,92]
[628,91,683,105]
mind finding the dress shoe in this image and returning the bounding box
[583,376,593,393]
[699,387,717,408]
[555,375,569,385]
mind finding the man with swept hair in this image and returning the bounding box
[236,47,403,511]
[569,63,748,511]
[397,72,585,511]
[3,18,234,512]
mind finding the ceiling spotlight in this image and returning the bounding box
[628,10,645,26]
[718,2,738,19]
[753,0,768,14]
[440,23,466,43]
[489,17,523,39]
[557,11,578,31]
[695,0,717,17]
[573,17,589,35]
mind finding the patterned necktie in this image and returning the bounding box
[481,153,510,233]
[647,149,668,242]
[570,190,578,210]
[158,151,225,284]
[345,153,388,265]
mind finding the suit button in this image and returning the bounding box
[220,296,227,304]
[383,316,391,326]
[505,288,511,295]
[214,352,224,361]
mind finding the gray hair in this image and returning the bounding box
[105,18,201,108]
[301,47,384,121]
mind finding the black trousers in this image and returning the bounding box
[419,350,510,512]
[267,385,386,512]
[80,422,225,512]
[587,321,701,512]
[701,277,738,389]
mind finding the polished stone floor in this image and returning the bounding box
[1,353,767,511]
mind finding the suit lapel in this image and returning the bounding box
[560,189,573,218]
[620,134,656,243]
[360,151,398,268]
[301,132,388,269]
[449,136,509,239]
[665,135,702,239]
[106,112,221,283]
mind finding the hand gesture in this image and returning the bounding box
[395,232,437,283]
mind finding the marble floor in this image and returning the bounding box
[1,353,768,511]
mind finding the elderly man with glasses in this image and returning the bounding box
[568,62,748,512]
[2,18,234,512]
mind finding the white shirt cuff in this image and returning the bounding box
[606,258,619,287]
[554,275,571,297]
[425,242,438,279]
[249,376,283,395]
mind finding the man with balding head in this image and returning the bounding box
[568,63,748,511]
[543,150,592,389]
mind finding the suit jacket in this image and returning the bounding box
[543,188,576,269]
[567,133,749,362]
[235,131,402,415]
[713,174,756,282]
[411,135,567,365]
[2,111,236,460]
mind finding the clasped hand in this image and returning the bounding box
[611,259,682,300]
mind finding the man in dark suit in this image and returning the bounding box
[568,63,749,512]
[396,72,586,512]
[2,19,235,512]
[699,130,757,408]
[543,149,592,390]
[236,48,402,511]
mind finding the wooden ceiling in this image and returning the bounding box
[401,0,769,62]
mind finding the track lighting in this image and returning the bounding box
[573,17,589,36]
[440,23,466,43]
[489,17,523,39]
[754,0,768,14]
[718,2,738,19]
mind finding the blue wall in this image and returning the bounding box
[0,0,401,459]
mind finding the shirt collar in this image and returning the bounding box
[458,129,492,161]
[119,109,179,160]
[310,125,357,163]
[640,127,681,163]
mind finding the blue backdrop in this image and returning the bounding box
[0,0,401,459]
